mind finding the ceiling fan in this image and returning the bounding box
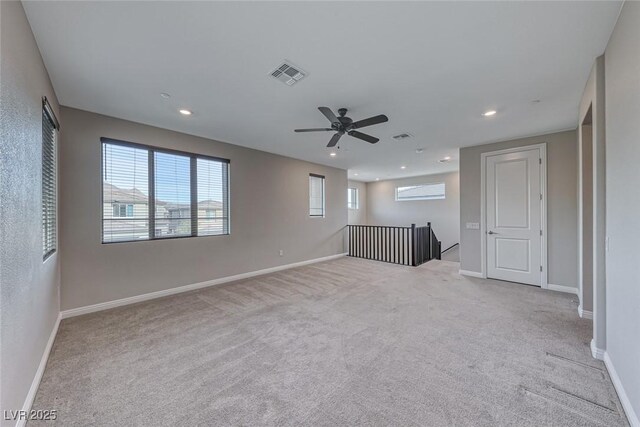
[295,107,389,147]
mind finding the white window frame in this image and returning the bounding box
[112,203,134,218]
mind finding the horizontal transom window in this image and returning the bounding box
[101,138,229,243]
[395,182,445,201]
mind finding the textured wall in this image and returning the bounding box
[347,180,367,225]
[366,172,460,251]
[604,1,640,422]
[459,130,578,288]
[59,107,347,310]
[0,1,60,422]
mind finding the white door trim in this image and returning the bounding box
[480,143,548,288]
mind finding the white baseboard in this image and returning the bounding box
[547,283,578,295]
[17,314,61,427]
[458,269,484,278]
[590,339,605,360]
[604,351,640,427]
[61,253,347,319]
[578,305,593,319]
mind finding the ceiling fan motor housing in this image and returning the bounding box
[336,108,352,129]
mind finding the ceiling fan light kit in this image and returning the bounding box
[295,107,389,147]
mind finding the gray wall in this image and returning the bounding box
[0,1,61,422]
[59,108,347,310]
[347,180,367,225]
[459,130,578,288]
[604,1,640,421]
[366,172,460,251]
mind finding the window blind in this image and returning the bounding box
[42,101,57,260]
[154,151,191,238]
[197,158,229,236]
[101,138,230,243]
[102,143,150,242]
[309,174,325,217]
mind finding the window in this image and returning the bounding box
[197,157,229,236]
[309,174,325,217]
[101,138,229,243]
[103,143,149,242]
[395,182,445,201]
[42,97,59,260]
[113,203,134,217]
[347,187,359,210]
[154,151,191,238]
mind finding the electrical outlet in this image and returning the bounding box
[279,250,284,257]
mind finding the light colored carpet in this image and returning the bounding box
[31,257,627,426]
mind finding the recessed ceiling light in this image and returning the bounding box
[160,92,171,99]
[375,178,380,181]
[330,152,337,157]
[179,109,192,116]
[400,166,406,169]
[483,110,497,117]
[353,173,358,176]
[439,156,452,163]
[415,148,424,154]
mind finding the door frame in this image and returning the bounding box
[480,143,548,288]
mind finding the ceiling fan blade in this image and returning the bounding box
[294,128,333,132]
[351,114,389,129]
[318,106,340,125]
[348,130,379,144]
[327,133,342,147]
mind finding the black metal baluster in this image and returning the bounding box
[374,226,377,261]
[393,228,397,264]
[401,228,405,265]
[427,222,432,261]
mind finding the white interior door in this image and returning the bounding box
[486,148,543,286]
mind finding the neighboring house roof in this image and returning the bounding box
[103,183,223,209]
[103,182,148,204]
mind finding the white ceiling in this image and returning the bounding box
[24,1,621,182]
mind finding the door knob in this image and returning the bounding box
[488,231,498,235]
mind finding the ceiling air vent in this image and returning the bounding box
[270,61,306,86]
[392,133,413,141]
